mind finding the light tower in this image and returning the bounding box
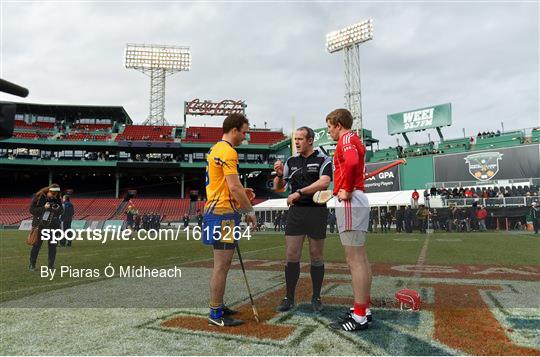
[124,43,191,126]
[326,19,373,139]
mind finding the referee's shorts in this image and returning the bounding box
[285,205,328,239]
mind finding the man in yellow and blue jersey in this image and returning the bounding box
[203,113,257,327]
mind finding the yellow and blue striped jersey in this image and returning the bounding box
[204,140,240,215]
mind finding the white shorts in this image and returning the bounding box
[335,190,369,233]
[339,230,367,246]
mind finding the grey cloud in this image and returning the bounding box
[1,2,538,147]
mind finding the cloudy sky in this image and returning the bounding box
[1,1,538,147]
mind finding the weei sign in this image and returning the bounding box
[434,144,540,182]
[387,103,452,135]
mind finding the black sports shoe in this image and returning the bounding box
[276,297,294,312]
[29,264,35,272]
[330,315,368,331]
[366,308,373,323]
[222,306,239,316]
[311,297,323,312]
[341,307,373,323]
[208,316,244,327]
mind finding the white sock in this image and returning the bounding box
[352,312,367,324]
[366,308,372,315]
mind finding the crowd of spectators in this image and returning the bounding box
[367,203,491,233]
[428,185,539,199]
[363,199,540,233]
[477,130,501,138]
[402,141,442,157]
[56,133,108,141]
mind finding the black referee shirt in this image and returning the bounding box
[283,149,333,206]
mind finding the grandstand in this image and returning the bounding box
[368,129,531,162]
[475,130,524,149]
[116,125,176,142]
[1,101,539,230]
[0,101,292,228]
[438,137,470,154]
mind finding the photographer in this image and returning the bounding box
[28,184,64,271]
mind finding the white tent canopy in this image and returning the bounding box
[254,190,430,211]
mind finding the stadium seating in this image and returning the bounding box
[64,133,111,141]
[403,142,435,157]
[248,130,286,144]
[0,198,32,225]
[12,132,51,140]
[184,127,286,145]
[370,148,399,162]
[184,127,222,143]
[0,196,271,225]
[475,131,524,150]
[438,137,470,154]
[116,125,175,142]
[195,200,206,213]
[71,123,112,132]
[158,199,191,222]
[14,120,55,130]
[74,198,123,220]
[125,198,163,215]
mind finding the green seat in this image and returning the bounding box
[438,137,470,154]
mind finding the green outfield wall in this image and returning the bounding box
[399,156,435,190]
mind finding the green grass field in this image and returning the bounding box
[1,229,538,303]
[1,229,539,355]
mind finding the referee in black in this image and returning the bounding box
[273,126,332,313]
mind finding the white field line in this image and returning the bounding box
[413,236,430,281]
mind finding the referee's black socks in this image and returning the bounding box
[285,261,300,301]
[310,261,325,299]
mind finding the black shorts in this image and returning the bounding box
[285,205,328,239]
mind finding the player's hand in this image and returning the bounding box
[274,160,284,177]
[337,189,352,202]
[287,192,301,206]
[245,213,257,229]
[245,188,255,202]
[44,203,51,209]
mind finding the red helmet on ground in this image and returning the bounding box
[395,289,421,311]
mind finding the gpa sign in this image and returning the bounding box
[364,161,401,192]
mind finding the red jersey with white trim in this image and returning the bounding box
[333,130,366,195]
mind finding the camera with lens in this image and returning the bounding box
[40,200,61,227]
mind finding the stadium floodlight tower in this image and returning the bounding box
[124,43,191,126]
[326,19,373,140]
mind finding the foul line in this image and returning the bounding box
[408,235,430,287]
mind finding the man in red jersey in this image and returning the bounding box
[325,108,372,332]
